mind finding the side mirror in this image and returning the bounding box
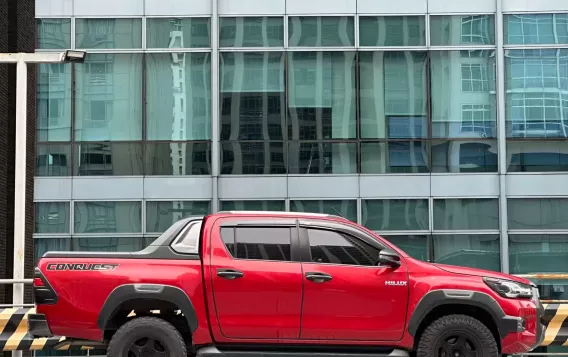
[378,250,401,268]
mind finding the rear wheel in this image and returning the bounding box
[416,314,498,357]
[107,316,187,357]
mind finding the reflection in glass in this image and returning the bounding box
[146,201,210,233]
[220,141,285,174]
[36,18,71,49]
[288,16,354,47]
[433,234,500,271]
[434,198,499,230]
[220,52,285,141]
[288,142,356,174]
[508,198,568,230]
[505,14,568,45]
[74,54,143,141]
[382,235,428,261]
[220,17,284,47]
[74,143,143,176]
[432,139,498,173]
[145,142,211,175]
[147,53,211,140]
[307,228,380,266]
[362,199,428,231]
[35,202,70,234]
[359,52,427,139]
[74,201,142,233]
[359,16,425,47]
[36,144,72,176]
[509,235,568,275]
[37,63,72,142]
[361,141,429,173]
[146,17,210,48]
[290,200,357,223]
[234,227,292,261]
[220,200,285,211]
[507,141,568,172]
[34,238,70,263]
[431,51,496,138]
[75,18,142,49]
[288,52,356,139]
[430,15,495,46]
[505,49,568,138]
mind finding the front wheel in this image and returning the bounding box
[107,316,187,357]
[416,314,498,357]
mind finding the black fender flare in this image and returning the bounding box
[97,284,199,333]
[407,289,520,339]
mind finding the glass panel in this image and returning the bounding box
[382,235,428,261]
[146,17,210,48]
[433,198,499,230]
[432,139,498,173]
[36,144,72,176]
[505,14,568,45]
[509,234,568,275]
[433,234,500,271]
[508,198,568,230]
[359,51,427,139]
[288,16,354,47]
[74,54,143,141]
[362,199,429,231]
[75,18,142,49]
[220,200,285,211]
[288,52,356,139]
[507,140,568,172]
[35,202,70,234]
[430,15,495,46]
[147,53,211,140]
[235,227,292,261]
[288,142,357,174]
[36,18,71,50]
[220,17,284,47]
[74,143,143,176]
[220,52,285,141]
[290,200,357,223]
[360,141,429,173]
[35,238,71,263]
[505,49,568,139]
[37,63,72,142]
[74,237,154,252]
[145,142,211,175]
[74,201,142,233]
[220,141,286,174]
[307,228,380,266]
[146,201,210,233]
[431,50,496,138]
[359,16,425,47]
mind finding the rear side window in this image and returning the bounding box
[220,227,292,261]
[171,221,203,254]
[307,228,380,266]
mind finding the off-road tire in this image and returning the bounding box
[107,316,188,357]
[416,314,499,357]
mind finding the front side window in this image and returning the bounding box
[306,229,380,266]
[220,226,292,261]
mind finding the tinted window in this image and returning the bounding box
[220,227,292,261]
[307,229,380,266]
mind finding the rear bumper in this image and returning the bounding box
[28,314,53,338]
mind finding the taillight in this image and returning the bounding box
[33,277,45,287]
[33,268,58,305]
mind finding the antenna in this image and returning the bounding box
[330,207,344,218]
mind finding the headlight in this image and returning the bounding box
[483,277,533,299]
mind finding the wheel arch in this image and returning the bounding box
[98,284,199,334]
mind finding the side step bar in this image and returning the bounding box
[197,346,409,357]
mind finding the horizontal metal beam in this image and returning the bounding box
[0,279,33,284]
[0,52,66,64]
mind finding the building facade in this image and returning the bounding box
[33,1,568,351]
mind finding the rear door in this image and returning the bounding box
[209,218,304,340]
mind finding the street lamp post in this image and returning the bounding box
[0,51,86,357]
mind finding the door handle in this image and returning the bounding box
[305,272,332,283]
[217,269,244,280]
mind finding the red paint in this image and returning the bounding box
[35,212,543,354]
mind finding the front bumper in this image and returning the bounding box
[28,314,53,338]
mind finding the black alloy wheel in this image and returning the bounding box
[128,337,168,357]
[434,332,480,357]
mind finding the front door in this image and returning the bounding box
[210,222,303,340]
[299,226,409,341]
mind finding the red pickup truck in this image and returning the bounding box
[30,211,546,357]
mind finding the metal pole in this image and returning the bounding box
[12,55,27,357]
[210,0,220,212]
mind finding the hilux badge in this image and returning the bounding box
[385,280,407,286]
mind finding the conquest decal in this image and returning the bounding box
[46,263,119,271]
